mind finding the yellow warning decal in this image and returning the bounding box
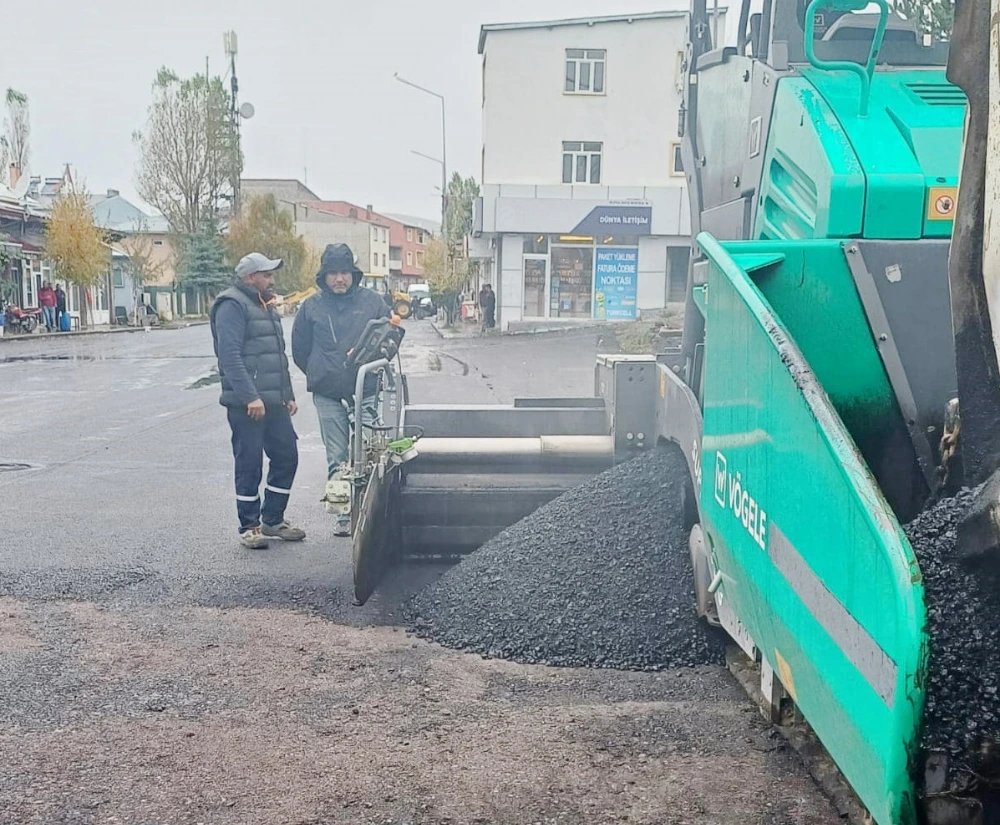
[775,649,798,703]
[927,186,957,221]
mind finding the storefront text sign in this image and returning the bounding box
[594,247,638,320]
[571,205,652,236]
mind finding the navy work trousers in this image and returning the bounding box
[226,404,299,532]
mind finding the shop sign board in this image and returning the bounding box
[571,205,652,236]
[594,247,638,320]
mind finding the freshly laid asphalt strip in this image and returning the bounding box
[405,446,726,671]
[904,487,1000,802]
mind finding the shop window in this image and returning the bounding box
[565,49,606,94]
[562,141,603,184]
[550,246,594,318]
[523,258,547,318]
[524,235,549,254]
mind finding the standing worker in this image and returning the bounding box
[291,242,389,536]
[210,253,306,549]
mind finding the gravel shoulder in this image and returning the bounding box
[0,598,841,825]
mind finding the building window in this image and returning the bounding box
[406,228,413,242]
[406,251,413,266]
[670,142,684,177]
[417,231,426,244]
[22,260,38,307]
[382,254,387,267]
[667,246,689,303]
[113,266,124,288]
[562,141,603,184]
[416,250,424,268]
[565,49,606,94]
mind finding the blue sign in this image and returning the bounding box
[594,247,638,320]
[571,205,652,236]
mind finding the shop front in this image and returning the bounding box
[476,186,691,331]
[518,234,640,322]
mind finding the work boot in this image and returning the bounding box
[240,527,270,550]
[333,514,351,538]
[261,521,306,542]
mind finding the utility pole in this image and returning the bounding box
[394,73,448,246]
[224,31,241,214]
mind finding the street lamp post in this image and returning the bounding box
[394,73,447,246]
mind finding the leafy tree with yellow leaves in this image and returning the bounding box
[225,194,313,294]
[45,184,109,329]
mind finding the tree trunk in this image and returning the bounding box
[81,287,90,330]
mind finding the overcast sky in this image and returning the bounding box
[4,0,685,222]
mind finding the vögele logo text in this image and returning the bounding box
[713,451,768,550]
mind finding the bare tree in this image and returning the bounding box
[133,68,241,235]
[887,0,953,39]
[3,89,29,173]
[119,218,168,323]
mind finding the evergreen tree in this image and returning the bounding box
[177,221,230,308]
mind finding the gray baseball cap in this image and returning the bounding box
[235,252,283,280]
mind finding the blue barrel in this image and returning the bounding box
[59,311,71,332]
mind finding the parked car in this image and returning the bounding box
[407,284,435,320]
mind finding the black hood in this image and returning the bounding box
[316,243,364,291]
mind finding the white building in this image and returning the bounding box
[473,10,723,330]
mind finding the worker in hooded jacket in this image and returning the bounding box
[291,242,390,535]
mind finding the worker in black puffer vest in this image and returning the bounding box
[210,252,306,550]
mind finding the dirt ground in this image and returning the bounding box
[0,598,842,825]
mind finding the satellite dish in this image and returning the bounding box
[239,101,255,119]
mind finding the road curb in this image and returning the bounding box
[429,320,620,339]
[0,326,150,344]
[0,320,211,343]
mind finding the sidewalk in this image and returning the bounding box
[0,318,210,343]
[429,318,615,339]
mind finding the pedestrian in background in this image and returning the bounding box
[291,242,389,536]
[55,284,67,331]
[38,282,56,332]
[478,283,496,329]
[209,252,306,550]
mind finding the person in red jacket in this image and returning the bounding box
[38,283,56,332]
